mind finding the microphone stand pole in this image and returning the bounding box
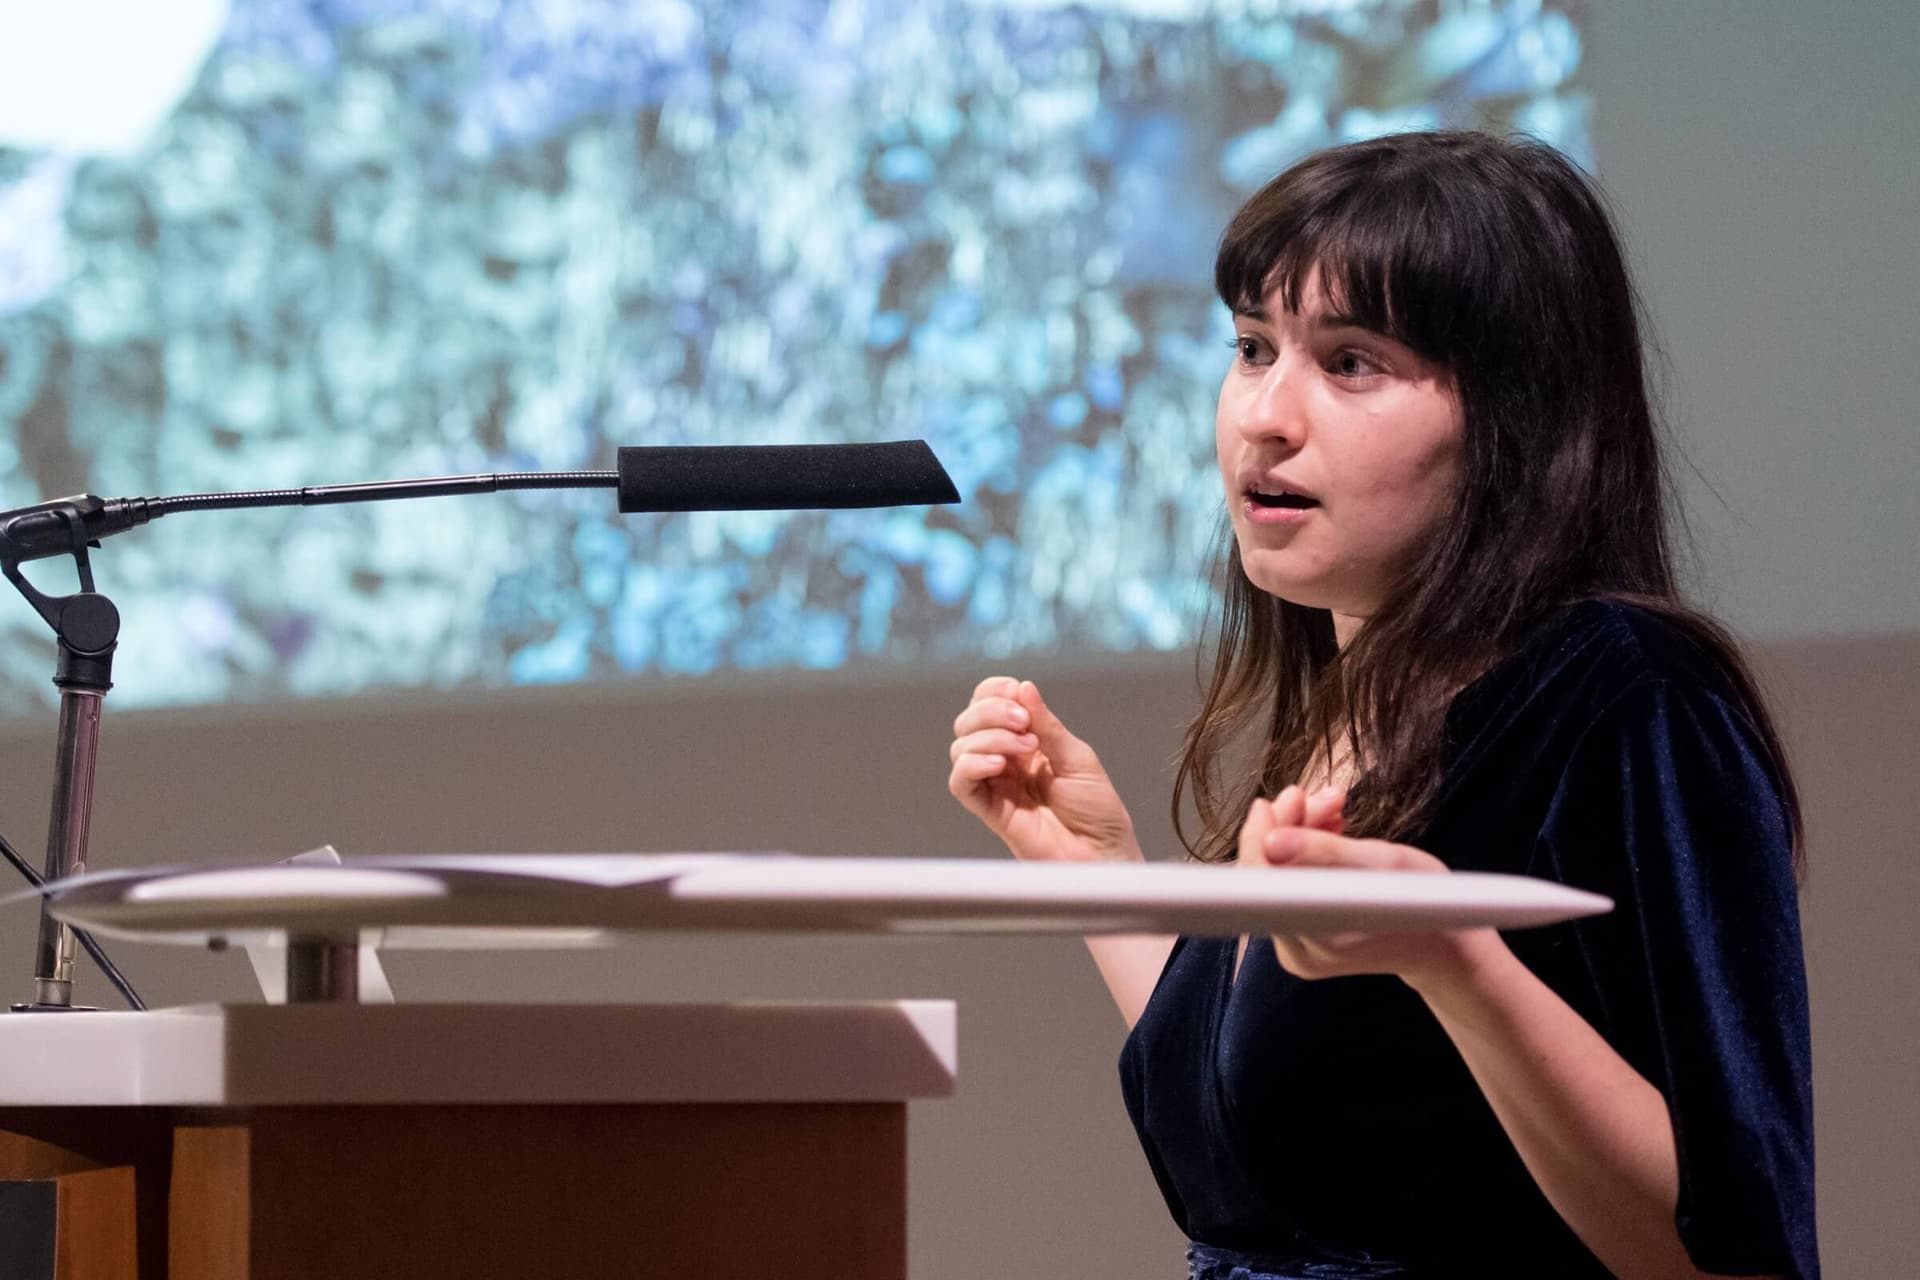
[4,508,121,1010]
[27,650,110,1009]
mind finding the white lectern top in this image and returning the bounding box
[0,1000,958,1107]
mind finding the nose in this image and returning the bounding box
[1233,350,1306,450]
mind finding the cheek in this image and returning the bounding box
[1409,417,1466,512]
[1213,382,1240,473]
[1343,410,1463,530]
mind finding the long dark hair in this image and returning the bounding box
[1172,131,1802,870]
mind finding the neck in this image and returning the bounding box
[1332,610,1366,650]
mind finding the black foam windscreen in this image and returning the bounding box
[616,440,960,512]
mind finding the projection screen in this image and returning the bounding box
[0,0,1587,717]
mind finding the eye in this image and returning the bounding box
[1327,347,1383,380]
[1227,335,1271,367]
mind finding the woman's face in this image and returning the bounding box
[1216,268,1465,638]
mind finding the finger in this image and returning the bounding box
[1017,682,1097,768]
[1302,786,1347,833]
[949,754,1009,787]
[970,675,1022,702]
[1262,827,1440,870]
[1241,785,1306,867]
[953,696,1031,738]
[1269,933,1314,979]
[1235,795,1278,867]
[949,728,1039,764]
[1271,783,1307,832]
[1271,933,1343,980]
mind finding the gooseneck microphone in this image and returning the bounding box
[0,441,959,569]
[0,439,958,1012]
[616,441,958,512]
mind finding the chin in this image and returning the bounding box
[1240,568,1329,610]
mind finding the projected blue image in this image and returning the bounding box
[0,0,1588,715]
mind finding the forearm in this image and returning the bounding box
[1410,935,1774,1280]
[1085,933,1177,1028]
[1070,836,1173,1029]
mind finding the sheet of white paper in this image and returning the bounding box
[354,851,780,888]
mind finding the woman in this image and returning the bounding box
[946,132,1816,1279]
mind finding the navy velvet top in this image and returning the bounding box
[1119,599,1818,1279]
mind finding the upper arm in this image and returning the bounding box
[1535,680,1818,1280]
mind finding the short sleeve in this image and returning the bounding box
[1536,679,1819,1280]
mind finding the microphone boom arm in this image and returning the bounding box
[145,469,618,518]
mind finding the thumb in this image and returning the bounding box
[1236,796,1277,868]
[1018,681,1097,768]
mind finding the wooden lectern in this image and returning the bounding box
[0,1001,957,1278]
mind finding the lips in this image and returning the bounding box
[1239,470,1321,508]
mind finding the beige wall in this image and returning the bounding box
[1585,1,1920,643]
[1759,633,1920,1276]
[0,629,1914,1276]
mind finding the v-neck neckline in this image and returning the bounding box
[1227,933,1261,996]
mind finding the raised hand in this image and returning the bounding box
[947,676,1141,864]
[1236,788,1491,990]
[1234,783,1348,868]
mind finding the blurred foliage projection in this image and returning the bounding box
[0,0,1588,715]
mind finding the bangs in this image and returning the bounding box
[1214,152,1469,364]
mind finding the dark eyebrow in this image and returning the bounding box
[1230,306,1380,335]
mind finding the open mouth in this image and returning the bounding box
[1247,489,1320,510]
